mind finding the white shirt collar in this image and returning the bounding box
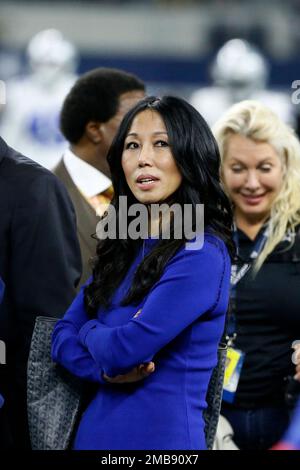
[63,148,112,198]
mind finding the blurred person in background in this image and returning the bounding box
[213,100,300,450]
[213,415,239,450]
[272,398,300,450]
[0,29,78,170]
[54,68,145,286]
[191,39,295,129]
[0,49,22,83]
[273,342,300,450]
[0,136,81,449]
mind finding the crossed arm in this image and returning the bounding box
[52,239,228,384]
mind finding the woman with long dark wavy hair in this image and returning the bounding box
[52,96,233,450]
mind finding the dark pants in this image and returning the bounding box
[221,404,290,450]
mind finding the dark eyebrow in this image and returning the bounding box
[126,132,138,137]
[126,131,168,138]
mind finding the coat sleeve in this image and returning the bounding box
[78,239,230,377]
[11,172,82,360]
[51,285,106,383]
[0,277,4,304]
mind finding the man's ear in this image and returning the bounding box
[85,121,102,144]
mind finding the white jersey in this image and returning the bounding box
[190,86,295,129]
[0,73,76,169]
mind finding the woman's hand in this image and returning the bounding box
[103,362,155,384]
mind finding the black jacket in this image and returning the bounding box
[0,137,82,448]
[231,226,300,408]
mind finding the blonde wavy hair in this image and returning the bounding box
[213,100,300,271]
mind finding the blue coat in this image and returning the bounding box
[52,234,231,450]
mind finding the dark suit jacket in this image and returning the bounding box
[53,158,100,287]
[0,137,82,449]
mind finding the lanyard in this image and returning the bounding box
[227,223,269,343]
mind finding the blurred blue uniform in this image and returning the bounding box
[275,399,300,450]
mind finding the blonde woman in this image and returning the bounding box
[213,100,300,450]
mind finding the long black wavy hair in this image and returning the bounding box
[84,96,234,317]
